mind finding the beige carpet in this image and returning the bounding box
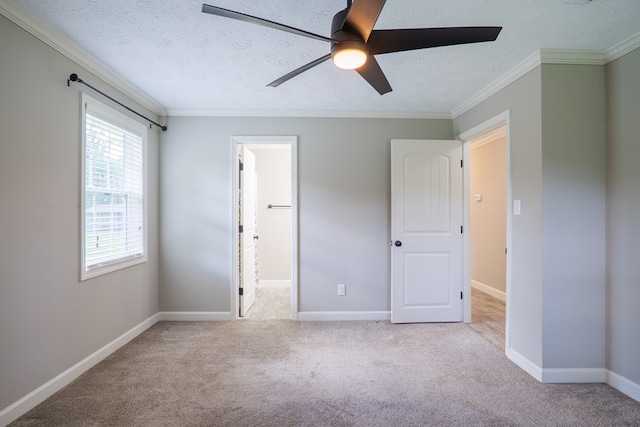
[244,286,291,320]
[10,321,640,426]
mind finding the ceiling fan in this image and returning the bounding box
[201,0,502,95]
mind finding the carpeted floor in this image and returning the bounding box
[10,320,640,426]
[244,286,291,320]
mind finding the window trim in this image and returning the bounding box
[80,93,148,281]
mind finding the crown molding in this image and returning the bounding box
[0,1,166,117]
[605,31,640,63]
[452,50,541,118]
[452,48,616,118]
[0,2,445,122]
[539,49,605,65]
[165,109,452,120]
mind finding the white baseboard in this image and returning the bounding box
[506,347,609,384]
[607,370,640,403]
[158,311,232,321]
[0,313,160,427]
[505,347,640,403]
[471,280,506,302]
[541,368,606,383]
[506,347,543,382]
[297,311,391,321]
[258,280,291,288]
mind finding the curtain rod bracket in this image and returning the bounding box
[67,73,167,131]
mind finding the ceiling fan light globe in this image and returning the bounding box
[333,48,367,70]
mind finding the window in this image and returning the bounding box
[81,94,147,280]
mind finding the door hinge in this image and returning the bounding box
[239,225,243,233]
[460,225,463,234]
[239,287,244,296]
[505,247,508,255]
[461,291,463,300]
[460,159,463,168]
[239,161,244,171]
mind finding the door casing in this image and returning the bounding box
[458,110,512,352]
[231,136,298,320]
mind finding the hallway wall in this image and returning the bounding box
[470,135,507,298]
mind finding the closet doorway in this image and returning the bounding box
[231,136,298,320]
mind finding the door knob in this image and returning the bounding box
[394,240,402,247]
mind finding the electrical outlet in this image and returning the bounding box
[337,283,346,296]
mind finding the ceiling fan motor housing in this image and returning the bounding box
[331,8,362,42]
[330,7,368,67]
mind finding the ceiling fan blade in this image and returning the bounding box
[202,4,334,43]
[341,0,386,42]
[367,27,502,55]
[355,56,392,95]
[267,54,332,87]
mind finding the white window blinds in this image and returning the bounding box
[81,94,146,279]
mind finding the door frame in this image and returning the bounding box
[457,110,512,352]
[231,135,298,320]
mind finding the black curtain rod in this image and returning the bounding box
[67,73,167,131]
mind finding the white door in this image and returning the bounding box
[391,139,463,323]
[240,147,258,317]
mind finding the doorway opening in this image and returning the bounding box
[459,111,511,352]
[231,136,298,320]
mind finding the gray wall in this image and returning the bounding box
[455,63,607,372]
[0,15,160,410]
[540,64,606,369]
[159,117,452,314]
[455,68,544,366]
[606,47,640,385]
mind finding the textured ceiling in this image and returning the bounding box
[4,0,640,114]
